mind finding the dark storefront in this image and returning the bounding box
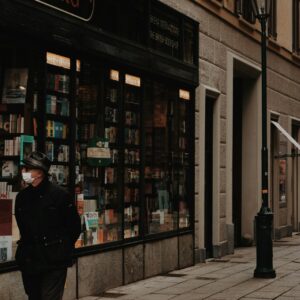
[0,0,198,298]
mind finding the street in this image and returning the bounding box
[80,234,300,300]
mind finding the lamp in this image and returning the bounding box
[251,0,271,18]
[250,0,276,279]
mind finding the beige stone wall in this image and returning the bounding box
[159,0,300,255]
[276,0,293,52]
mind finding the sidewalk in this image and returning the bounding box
[80,234,300,300]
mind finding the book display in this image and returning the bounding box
[123,76,141,239]
[0,48,37,263]
[177,98,190,228]
[144,83,179,234]
[45,53,71,186]
[75,65,122,246]
[0,48,193,259]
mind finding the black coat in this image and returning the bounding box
[15,178,81,274]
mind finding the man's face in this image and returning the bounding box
[21,167,44,185]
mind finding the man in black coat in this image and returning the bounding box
[15,151,81,300]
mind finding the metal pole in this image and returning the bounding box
[254,14,276,279]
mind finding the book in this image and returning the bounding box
[2,68,28,104]
[20,135,35,164]
[1,161,18,178]
[0,236,12,262]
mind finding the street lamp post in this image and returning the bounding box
[250,0,276,278]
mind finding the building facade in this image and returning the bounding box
[1,0,300,299]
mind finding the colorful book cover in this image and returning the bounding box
[20,135,35,164]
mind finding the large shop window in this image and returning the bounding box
[144,82,191,234]
[0,45,39,263]
[0,48,193,262]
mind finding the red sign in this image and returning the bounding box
[35,0,95,21]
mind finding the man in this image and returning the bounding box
[15,151,81,300]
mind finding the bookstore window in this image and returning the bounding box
[144,81,191,234]
[293,0,300,53]
[0,45,38,263]
[235,0,256,24]
[75,61,123,246]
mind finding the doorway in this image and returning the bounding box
[232,78,243,247]
[204,96,214,258]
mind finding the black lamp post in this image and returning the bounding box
[251,0,276,278]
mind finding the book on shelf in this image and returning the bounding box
[1,161,18,178]
[125,111,138,126]
[124,187,139,203]
[153,102,167,127]
[0,182,14,200]
[125,90,139,105]
[104,127,117,144]
[49,165,69,185]
[124,168,139,183]
[77,85,97,120]
[56,144,69,162]
[0,236,12,262]
[106,87,118,103]
[124,149,140,164]
[84,212,98,230]
[105,107,118,123]
[3,137,21,156]
[2,68,28,104]
[79,124,95,140]
[46,120,68,139]
[76,193,84,215]
[45,141,54,161]
[110,149,118,163]
[0,114,24,134]
[46,95,69,116]
[47,73,69,94]
[104,167,115,184]
[124,128,139,145]
[20,135,35,164]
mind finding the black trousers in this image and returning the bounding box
[21,268,67,300]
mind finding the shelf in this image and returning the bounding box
[0,177,18,182]
[46,114,70,122]
[46,64,70,74]
[46,137,69,144]
[46,89,69,97]
[0,133,24,140]
[0,156,19,161]
[0,103,25,113]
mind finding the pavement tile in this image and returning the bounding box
[140,294,175,300]
[245,291,285,298]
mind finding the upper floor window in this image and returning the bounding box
[293,0,300,53]
[236,0,256,24]
[268,0,277,39]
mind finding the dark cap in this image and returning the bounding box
[22,151,52,173]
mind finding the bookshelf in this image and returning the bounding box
[123,76,141,239]
[45,57,71,186]
[0,103,32,195]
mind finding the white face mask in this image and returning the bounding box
[22,172,35,184]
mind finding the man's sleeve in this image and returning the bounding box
[64,192,81,245]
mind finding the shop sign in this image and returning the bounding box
[149,6,180,58]
[34,0,95,21]
[87,138,112,167]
